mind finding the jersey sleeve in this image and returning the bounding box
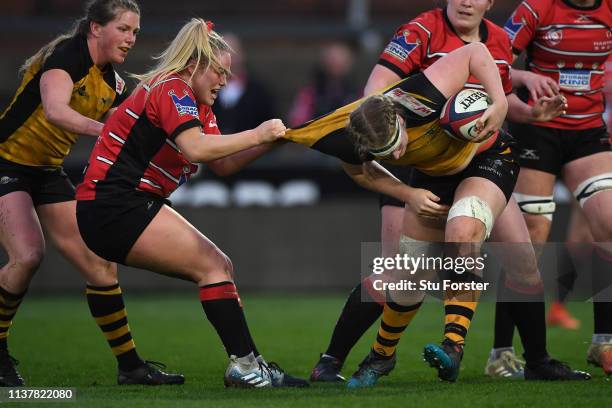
[498,32,514,95]
[41,37,89,83]
[149,82,202,140]
[504,0,541,55]
[378,21,430,78]
[199,106,222,135]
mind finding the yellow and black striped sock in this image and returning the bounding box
[444,297,479,345]
[86,284,143,371]
[0,286,26,351]
[372,301,422,358]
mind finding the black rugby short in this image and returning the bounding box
[76,193,169,264]
[508,123,609,175]
[409,130,520,205]
[0,157,74,205]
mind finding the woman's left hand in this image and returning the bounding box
[531,94,567,122]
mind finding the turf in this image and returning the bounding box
[6,294,610,407]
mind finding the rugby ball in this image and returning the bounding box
[439,88,491,142]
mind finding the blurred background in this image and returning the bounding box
[0,0,599,293]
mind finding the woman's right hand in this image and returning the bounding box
[522,70,560,100]
[255,119,287,143]
[405,188,450,218]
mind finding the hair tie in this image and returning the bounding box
[205,20,214,32]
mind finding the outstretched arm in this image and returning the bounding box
[176,119,286,164]
[207,140,287,176]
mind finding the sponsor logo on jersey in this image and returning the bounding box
[169,90,199,117]
[383,31,418,62]
[559,70,591,91]
[504,13,524,41]
[384,88,435,117]
[115,72,126,95]
[543,29,563,47]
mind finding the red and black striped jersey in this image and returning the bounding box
[77,74,220,200]
[378,7,513,95]
[505,0,612,129]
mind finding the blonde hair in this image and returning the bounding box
[20,0,140,74]
[347,94,400,160]
[132,18,231,86]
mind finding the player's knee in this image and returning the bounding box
[447,196,493,241]
[193,248,233,282]
[446,219,486,243]
[13,247,45,276]
[513,192,556,222]
[573,172,612,208]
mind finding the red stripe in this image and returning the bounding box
[199,283,239,302]
[363,276,385,306]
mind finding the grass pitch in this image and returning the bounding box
[8,293,610,407]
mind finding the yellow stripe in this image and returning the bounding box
[104,325,130,341]
[94,309,126,326]
[373,342,395,358]
[0,306,18,315]
[445,333,465,345]
[378,328,403,341]
[382,309,418,328]
[445,314,472,330]
[0,321,12,329]
[86,287,122,296]
[0,332,8,339]
[112,339,135,356]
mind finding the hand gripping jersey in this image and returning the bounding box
[379,8,513,96]
[76,75,219,200]
[505,0,612,129]
[284,73,499,176]
[0,34,128,167]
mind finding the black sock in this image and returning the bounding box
[325,281,384,362]
[86,284,144,371]
[557,244,579,302]
[499,279,548,364]
[200,281,252,358]
[593,248,612,334]
[493,302,515,349]
[493,270,515,349]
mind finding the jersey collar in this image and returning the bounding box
[561,0,602,10]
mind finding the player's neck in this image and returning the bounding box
[456,28,481,44]
[568,0,596,7]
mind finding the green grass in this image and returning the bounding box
[6,294,610,407]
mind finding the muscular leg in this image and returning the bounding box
[563,152,612,370]
[37,201,145,373]
[0,192,44,356]
[489,199,548,364]
[127,205,253,358]
[323,205,403,365]
[443,177,507,346]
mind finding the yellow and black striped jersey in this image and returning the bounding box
[0,34,128,167]
[284,73,482,176]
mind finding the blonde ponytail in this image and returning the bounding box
[132,18,231,86]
